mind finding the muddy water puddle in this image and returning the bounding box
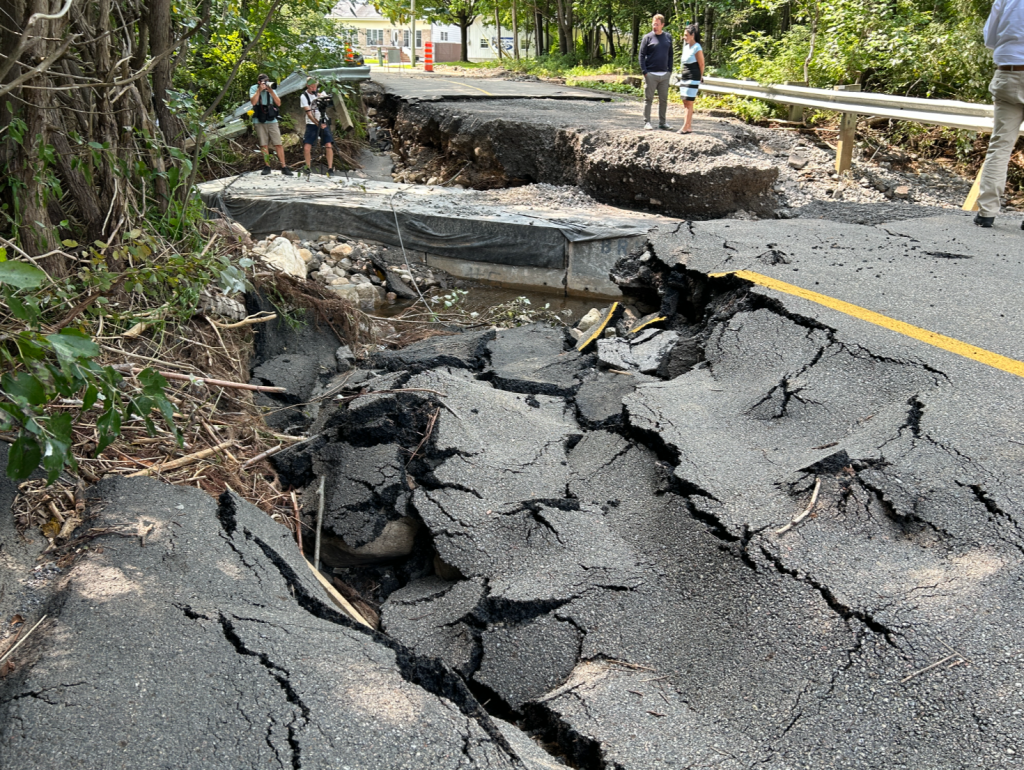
[377,284,603,324]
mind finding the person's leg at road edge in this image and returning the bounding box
[643,73,657,130]
[656,75,672,129]
[303,123,335,176]
[679,77,701,134]
[975,70,1024,228]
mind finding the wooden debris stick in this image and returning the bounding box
[290,491,304,556]
[304,560,372,629]
[0,615,48,666]
[314,475,325,571]
[113,365,286,394]
[209,312,278,329]
[776,477,822,535]
[405,407,439,468]
[901,654,959,684]
[241,443,283,469]
[125,440,234,477]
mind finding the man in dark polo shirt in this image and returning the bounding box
[639,14,674,130]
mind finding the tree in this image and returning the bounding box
[374,0,482,62]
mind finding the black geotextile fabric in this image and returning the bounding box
[202,186,648,270]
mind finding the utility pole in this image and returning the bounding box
[411,0,416,66]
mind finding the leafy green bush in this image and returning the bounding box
[0,257,179,481]
[726,5,991,103]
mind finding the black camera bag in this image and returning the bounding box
[254,92,279,123]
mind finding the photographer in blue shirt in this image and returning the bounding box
[249,74,293,176]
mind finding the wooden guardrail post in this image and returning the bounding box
[785,81,807,123]
[833,84,861,173]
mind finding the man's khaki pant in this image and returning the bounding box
[644,72,671,126]
[978,70,1024,218]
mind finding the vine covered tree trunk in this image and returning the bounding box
[0,0,195,260]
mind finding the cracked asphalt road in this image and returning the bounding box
[5,210,1024,768]
[354,213,1024,767]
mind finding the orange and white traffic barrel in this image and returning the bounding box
[424,42,433,72]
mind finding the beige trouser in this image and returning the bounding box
[978,70,1024,217]
[644,72,671,126]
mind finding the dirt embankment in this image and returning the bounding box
[364,85,779,220]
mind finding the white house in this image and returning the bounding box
[329,0,528,62]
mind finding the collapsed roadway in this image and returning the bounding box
[2,71,1023,770]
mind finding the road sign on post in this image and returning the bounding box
[834,84,861,173]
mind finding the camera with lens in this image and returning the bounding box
[257,75,277,90]
[313,92,334,125]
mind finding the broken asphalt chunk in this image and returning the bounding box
[575,303,623,353]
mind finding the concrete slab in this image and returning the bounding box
[200,174,675,297]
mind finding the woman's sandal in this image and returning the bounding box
[678,129,693,134]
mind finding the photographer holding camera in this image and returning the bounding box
[300,77,334,177]
[249,74,293,176]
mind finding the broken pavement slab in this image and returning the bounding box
[489,323,593,397]
[0,476,535,769]
[369,74,780,221]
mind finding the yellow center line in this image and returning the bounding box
[449,80,493,96]
[710,269,1024,379]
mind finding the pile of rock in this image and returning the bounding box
[570,303,701,380]
[250,231,442,310]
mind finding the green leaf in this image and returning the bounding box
[41,416,73,483]
[137,368,169,395]
[3,291,33,323]
[82,383,99,411]
[15,335,46,361]
[96,406,121,440]
[48,412,73,444]
[7,435,42,480]
[45,329,99,361]
[61,239,79,248]
[0,261,46,289]
[1,371,46,406]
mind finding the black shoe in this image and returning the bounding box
[281,167,294,176]
[974,213,994,227]
[261,165,272,176]
[325,169,333,178]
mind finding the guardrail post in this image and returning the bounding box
[785,81,807,123]
[833,84,861,173]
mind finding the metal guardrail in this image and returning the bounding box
[228,65,371,121]
[701,76,1024,135]
[201,66,373,145]
[700,76,1023,209]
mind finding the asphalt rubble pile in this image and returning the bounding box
[254,218,1022,767]
[6,220,1023,767]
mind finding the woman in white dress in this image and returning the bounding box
[678,24,705,134]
